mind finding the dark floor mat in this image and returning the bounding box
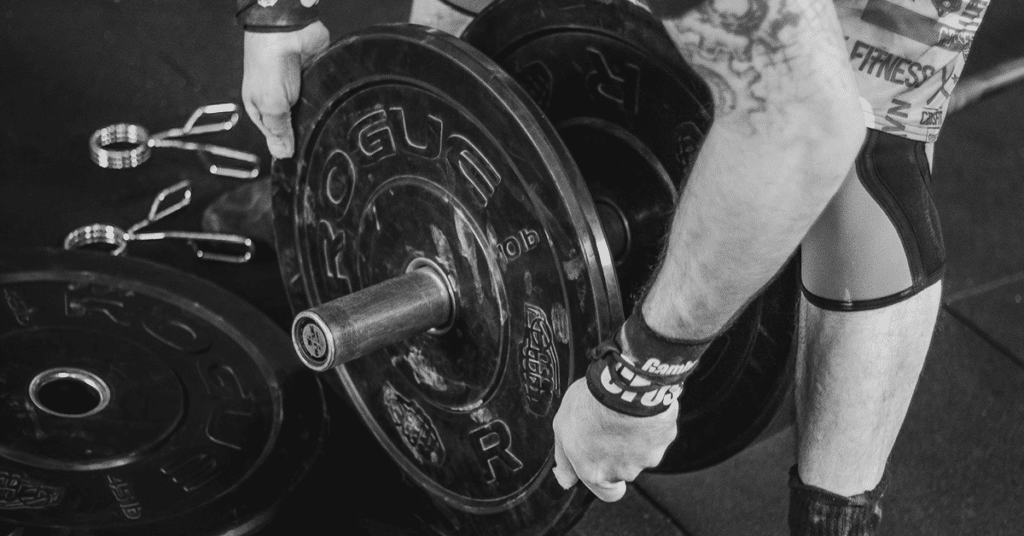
[945,274,1024,368]
[636,312,1024,535]
[884,314,1024,535]
[569,487,690,536]
[931,69,1024,370]
[637,425,795,535]
[958,0,1024,79]
[933,87,1024,299]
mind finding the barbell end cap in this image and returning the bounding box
[292,311,337,371]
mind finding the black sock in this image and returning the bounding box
[788,465,887,536]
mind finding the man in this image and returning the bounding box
[230,0,989,533]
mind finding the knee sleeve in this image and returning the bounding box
[801,130,944,312]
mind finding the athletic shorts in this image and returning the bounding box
[836,0,991,143]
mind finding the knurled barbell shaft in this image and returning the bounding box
[291,266,455,371]
[291,207,627,371]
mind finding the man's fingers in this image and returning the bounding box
[260,110,295,159]
[243,29,308,160]
[584,479,627,503]
[615,466,645,483]
[551,442,579,490]
[242,82,296,158]
[243,98,269,138]
[266,135,294,159]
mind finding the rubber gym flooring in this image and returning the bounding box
[1,0,1022,534]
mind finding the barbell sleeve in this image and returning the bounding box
[291,264,455,371]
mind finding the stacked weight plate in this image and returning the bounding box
[0,249,327,535]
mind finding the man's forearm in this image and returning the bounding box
[643,0,865,339]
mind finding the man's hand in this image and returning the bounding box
[552,378,678,502]
[242,20,329,159]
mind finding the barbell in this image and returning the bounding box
[271,0,798,533]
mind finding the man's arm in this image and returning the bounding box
[552,0,866,502]
[644,0,865,338]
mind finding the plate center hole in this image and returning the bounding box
[30,368,111,418]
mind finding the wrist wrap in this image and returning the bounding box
[585,311,714,417]
[645,0,700,18]
[237,0,320,32]
[788,466,887,536]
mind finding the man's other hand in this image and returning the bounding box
[242,20,329,159]
[552,378,678,502]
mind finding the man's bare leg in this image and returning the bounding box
[408,0,474,35]
[795,282,941,496]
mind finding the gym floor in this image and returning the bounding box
[1,0,1021,534]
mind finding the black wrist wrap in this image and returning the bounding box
[645,0,699,18]
[585,312,714,417]
[788,466,887,536]
[237,0,320,32]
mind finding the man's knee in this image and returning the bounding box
[801,130,944,313]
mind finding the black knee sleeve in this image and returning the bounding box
[802,130,944,312]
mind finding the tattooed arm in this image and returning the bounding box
[641,0,865,338]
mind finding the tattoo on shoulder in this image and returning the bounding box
[666,0,846,132]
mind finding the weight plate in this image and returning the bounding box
[463,0,713,313]
[0,249,326,535]
[464,0,799,472]
[272,26,618,535]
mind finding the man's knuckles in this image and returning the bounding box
[588,481,627,502]
[251,95,293,119]
[617,467,644,483]
[574,466,611,487]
